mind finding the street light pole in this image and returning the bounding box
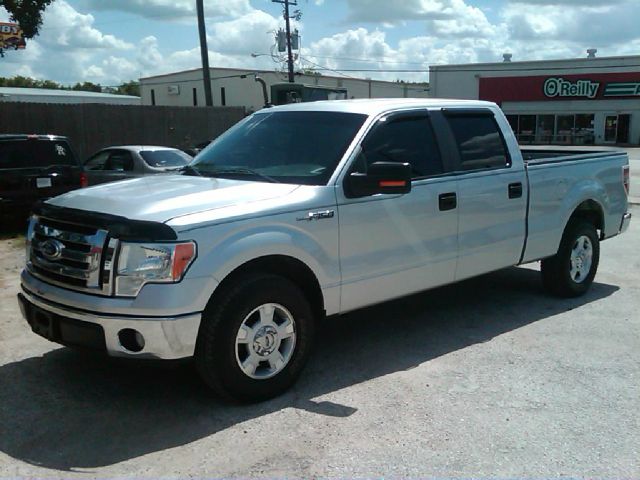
[196,0,213,106]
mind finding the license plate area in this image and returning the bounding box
[36,177,52,188]
[19,295,106,350]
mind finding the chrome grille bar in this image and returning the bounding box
[26,215,113,295]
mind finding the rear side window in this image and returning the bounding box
[446,114,510,171]
[140,150,191,168]
[106,151,134,172]
[358,114,444,178]
[0,140,77,169]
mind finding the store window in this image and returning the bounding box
[575,114,595,145]
[518,115,536,143]
[556,115,575,144]
[506,115,518,135]
[536,115,555,143]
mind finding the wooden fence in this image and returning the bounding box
[0,102,245,159]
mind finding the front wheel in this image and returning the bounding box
[541,220,600,297]
[195,274,315,402]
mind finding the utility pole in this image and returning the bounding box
[272,0,297,83]
[196,0,213,106]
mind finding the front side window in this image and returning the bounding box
[355,114,443,178]
[192,111,367,185]
[446,114,510,171]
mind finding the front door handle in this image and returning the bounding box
[508,182,523,199]
[438,192,457,211]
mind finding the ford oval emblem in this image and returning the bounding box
[40,239,64,261]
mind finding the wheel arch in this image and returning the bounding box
[205,254,325,321]
[565,199,605,239]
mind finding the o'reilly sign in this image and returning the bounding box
[543,77,600,99]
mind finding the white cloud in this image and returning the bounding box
[208,9,280,55]
[81,0,252,20]
[38,1,133,50]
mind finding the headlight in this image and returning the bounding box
[115,241,196,297]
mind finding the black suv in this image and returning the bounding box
[0,135,87,219]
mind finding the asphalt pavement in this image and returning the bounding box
[0,205,638,478]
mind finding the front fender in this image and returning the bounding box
[185,216,341,315]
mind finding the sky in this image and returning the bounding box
[1,0,639,86]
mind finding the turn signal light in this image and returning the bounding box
[379,180,407,188]
[80,172,89,188]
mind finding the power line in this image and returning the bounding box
[299,56,361,80]
[302,53,428,66]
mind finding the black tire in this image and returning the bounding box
[541,219,600,297]
[195,273,315,403]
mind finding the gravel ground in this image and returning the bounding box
[0,208,638,479]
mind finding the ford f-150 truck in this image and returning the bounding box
[18,99,632,402]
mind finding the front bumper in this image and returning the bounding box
[18,288,201,360]
[620,212,632,234]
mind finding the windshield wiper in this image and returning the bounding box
[205,167,280,184]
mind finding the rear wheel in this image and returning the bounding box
[195,274,315,402]
[541,220,600,297]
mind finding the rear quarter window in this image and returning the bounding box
[446,114,510,171]
[140,150,191,168]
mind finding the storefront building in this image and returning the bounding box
[429,54,640,146]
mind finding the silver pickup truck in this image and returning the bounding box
[18,99,632,402]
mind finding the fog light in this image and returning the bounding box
[118,329,145,353]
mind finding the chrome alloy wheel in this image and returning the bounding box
[235,303,297,380]
[570,235,593,283]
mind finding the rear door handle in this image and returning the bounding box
[438,192,457,211]
[508,182,523,199]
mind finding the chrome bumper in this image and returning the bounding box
[19,286,201,360]
[620,212,632,234]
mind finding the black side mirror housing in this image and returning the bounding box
[346,161,412,198]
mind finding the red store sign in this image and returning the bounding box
[479,72,640,104]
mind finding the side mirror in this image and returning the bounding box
[346,161,412,198]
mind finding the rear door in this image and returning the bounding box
[84,149,136,185]
[443,109,527,281]
[337,110,459,312]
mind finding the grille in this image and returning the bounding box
[26,216,119,296]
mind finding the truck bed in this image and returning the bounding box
[521,146,626,164]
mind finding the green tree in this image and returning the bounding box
[72,81,102,93]
[116,81,140,97]
[1,0,55,38]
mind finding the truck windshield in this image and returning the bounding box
[191,111,367,185]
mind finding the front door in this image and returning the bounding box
[617,114,631,144]
[337,110,459,313]
[604,115,618,143]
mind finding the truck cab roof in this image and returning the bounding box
[258,98,498,116]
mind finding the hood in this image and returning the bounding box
[47,175,300,223]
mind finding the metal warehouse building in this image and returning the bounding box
[0,87,141,105]
[429,53,640,146]
[139,67,429,112]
